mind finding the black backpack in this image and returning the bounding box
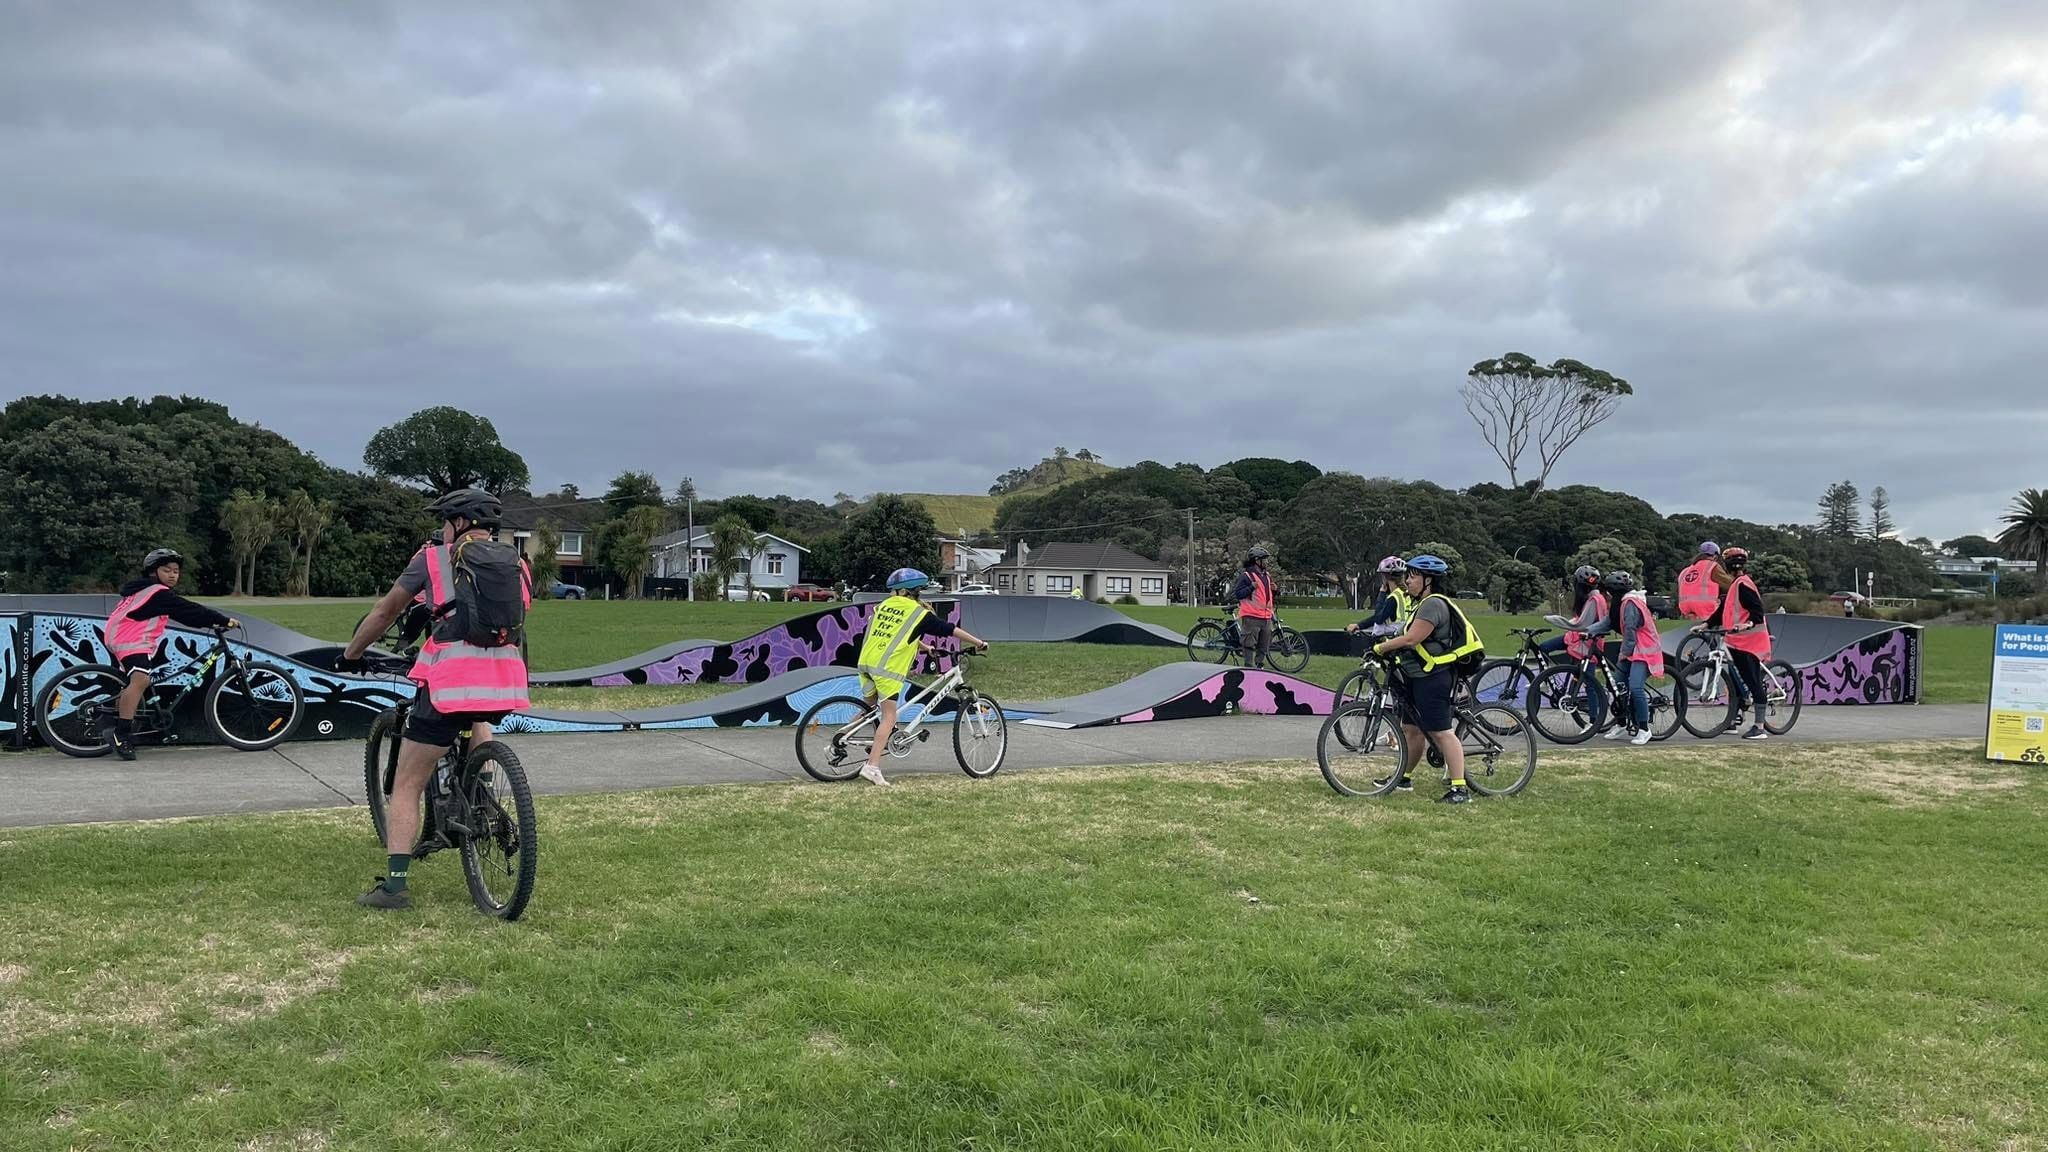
[432,539,528,648]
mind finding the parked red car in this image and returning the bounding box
[784,584,835,602]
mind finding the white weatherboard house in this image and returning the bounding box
[649,529,809,597]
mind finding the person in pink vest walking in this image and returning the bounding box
[337,488,531,910]
[103,548,240,760]
[1229,546,1278,669]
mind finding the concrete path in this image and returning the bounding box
[0,705,1987,829]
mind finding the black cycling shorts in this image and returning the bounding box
[1404,667,1456,733]
[403,686,507,747]
[116,655,154,678]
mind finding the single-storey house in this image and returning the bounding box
[649,529,809,598]
[982,541,1173,605]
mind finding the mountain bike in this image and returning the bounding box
[1467,627,1560,707]
[1315,655,1537,798]
[1673,629,1802,739]
[795,648,1008,781]
[1522,647,1681,745]
[34,626,306,757]
[1185,613,1310,674]
[363,659,537,920]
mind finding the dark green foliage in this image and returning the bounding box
[837,495,941,590]
[363,406,530,493]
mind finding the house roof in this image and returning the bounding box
[994,541,1169,572]
[650,529,811,554]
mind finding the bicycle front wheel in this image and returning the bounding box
[1525,665,1599,745]
[952,692,1008,778]
[459,740,538,921]
[1186,622,1233,664]
[1459,704,1537,797]
[363,708,405,845]
[1762,661,1803,735]
[1676,659,1738,739]
[1317,703,1410,797]
[1268,627,1311,674]
[34,664,126,758]
[795,695,872,782]
[205,662,304,750]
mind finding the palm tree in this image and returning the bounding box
[1999,488,2048,584]
[709,515,754,602]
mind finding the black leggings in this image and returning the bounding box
[1730,650,1769,720]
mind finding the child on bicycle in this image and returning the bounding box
[105,548,239,761]
[1345,556,1415,642]
[1697,546,1773,740]
[1369,554,1484,804]
[856,568,988,786]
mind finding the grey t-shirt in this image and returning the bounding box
[395,550,431,599]
[1399,595,1457,674]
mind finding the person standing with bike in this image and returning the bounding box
[104,548,239,761]
[1230,546,1278,670]
[1601,572,1661,746]
[336,488,531,910]
[1698,547,1773,741]
[1369,554,1485,804]
[855,567,988,787]
[1345,556,1415,642]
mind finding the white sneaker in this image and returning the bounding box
[1602,727,1630,741]
[858,763,891,787]
[1630,729,1652,746]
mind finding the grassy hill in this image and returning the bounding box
[900,456,1117,534]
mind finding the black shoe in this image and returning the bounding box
[1740,724,1769,741]
[356,878,412,910]
[111,736,136,762]
[1374,775,1414,792]
[1436,785,1473,805]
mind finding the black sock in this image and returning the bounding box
[386,854,411,891]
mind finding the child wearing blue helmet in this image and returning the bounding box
[855,567,989,785]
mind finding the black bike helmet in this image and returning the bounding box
[142,547,184,575]
[1246,546,1271,564]
[426,487,502,528]
[1571,564,1601,587]
[1599,570,1635,593]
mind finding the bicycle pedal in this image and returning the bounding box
[917,729,930,743]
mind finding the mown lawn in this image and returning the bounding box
[3,741,2045,1149]
[205,597,1995,706]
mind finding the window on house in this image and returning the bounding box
[997,573,1014,590]
[558,532,584,557]
[767,554,785,576]
[1046,575,1074,593]
[1106,577,1132,594]
[1026,575,1036,593]
[1141,577,1164,594]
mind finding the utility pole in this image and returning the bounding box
[685,496,695,602]
[1187,509,1197,607]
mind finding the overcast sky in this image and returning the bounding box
[2,1,2042,541]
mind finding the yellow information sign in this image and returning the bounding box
[1987,625,2048,763]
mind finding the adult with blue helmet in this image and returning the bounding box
[1369,554,1487,804]
[853,567,989,785]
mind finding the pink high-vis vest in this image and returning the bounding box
[1564,590,1609,660]
[1239,569,1275,620]
[1721,575,1772,658]
[105,583,171,662]
[407,541,531,714]
[1619,591,1664,676]
[1676,558,1721,620]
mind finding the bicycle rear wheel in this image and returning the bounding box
[1267,627,1311,674]
[34,664,126,758]
[1645,669,1682,742]
[1186,622,1233,664]
[205,662,304,750]
[459,740,538,921]
[1676,659,1738,738]
[1459,704,1537,797]
[1525,665,1599,745]
[1762,661,1802,735]
[952,692,1008,778]
[795,695,872,782]
[1317,703,1409,797]
[1469,659,1535,707]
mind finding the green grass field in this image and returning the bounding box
[4,741,2045,1148]
[209,597,1994,709]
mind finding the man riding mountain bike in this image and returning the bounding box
[855,567,988,786]
[103,548,240,761]
[337,488,532,910]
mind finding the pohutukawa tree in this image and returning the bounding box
[1460,353,1633,490]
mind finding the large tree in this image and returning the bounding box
[280,489,335,597]
[837,495,941,590]
[603,470,667,518]
[1817,480,1862,537]
[1943,534,2000,558]
[1998,488,2048,585]
[1566,537,1644,582]
[1487,557,1548,612]
[1749,552,1811,593]
[1868,485,1896,540]
[1460,353,1633,490]
[219,490,279,597]
[0,418,198,591]
[363,406,530,494]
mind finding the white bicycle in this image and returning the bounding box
[1674,628,1802,738]
[794,648,1008,781]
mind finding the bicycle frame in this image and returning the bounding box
[1688,634,1792,710]
[824,661,985,757]
[112,634,242,740]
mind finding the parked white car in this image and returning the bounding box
[954,583,998,596]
